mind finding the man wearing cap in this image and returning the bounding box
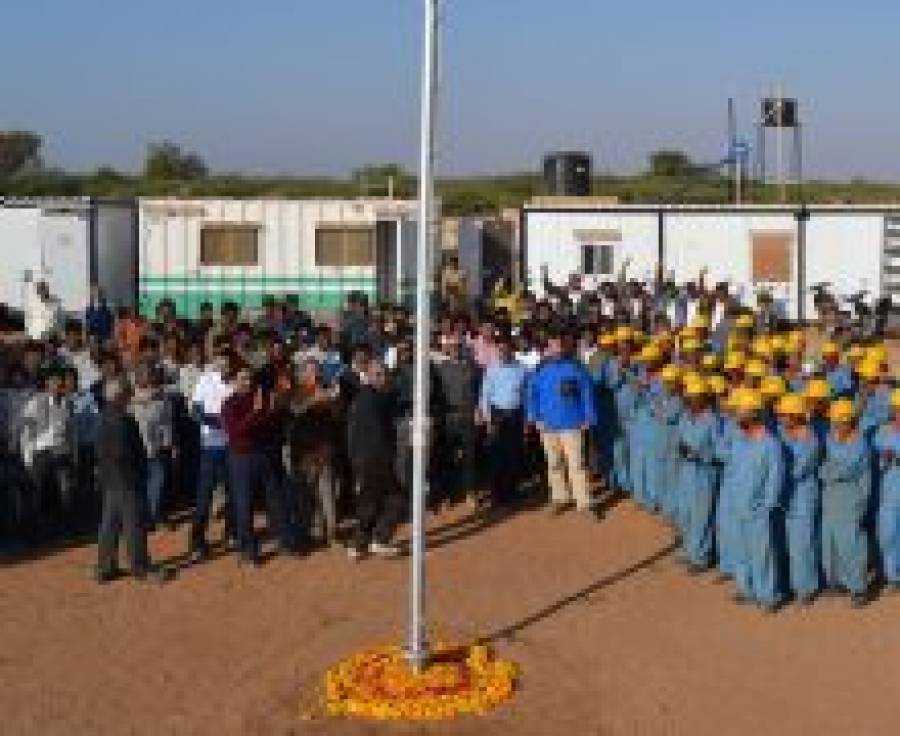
[874,390,900,590]
[526,331,598,515]
[775,393,822,604]
[730,388,786,611]
[479,333,527,507]
[676,378,719,571]
[820,399,872,606]
[821,342,854,399]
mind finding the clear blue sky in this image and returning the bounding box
[1,0,897,179]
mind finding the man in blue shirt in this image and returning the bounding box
[479,333,527,507]
[526,330,598,515]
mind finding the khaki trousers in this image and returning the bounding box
[540,429,591,509]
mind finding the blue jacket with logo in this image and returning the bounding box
[526,357,597,431]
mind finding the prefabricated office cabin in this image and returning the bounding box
[522,204,900,320]
[138,198,429,318]
[0,198,137,315]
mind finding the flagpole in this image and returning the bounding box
[407,0,438,674]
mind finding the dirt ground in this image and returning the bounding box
[3,496,900,736]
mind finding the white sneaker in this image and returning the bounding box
[368,542,401,559]
[347,546,364,562]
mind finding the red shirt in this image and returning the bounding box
[220,392,270,455]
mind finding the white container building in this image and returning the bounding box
[138,198,430,318]
[0,198,137,316]
[522,204,900,320]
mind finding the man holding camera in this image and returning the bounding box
[526,330,598,516]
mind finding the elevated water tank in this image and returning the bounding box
[542,151,592,196]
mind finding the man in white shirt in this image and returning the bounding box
[188,355,234,561]
[25,281,61,342]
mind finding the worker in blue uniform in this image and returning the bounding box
[821,342,854,399]
[676,378,719,571]
[714,393,742,580]
[730,388,785,611]
[657,364,685,525]
[820,399,873,607]
[775,393,822,604]
[629,344,666,512]
[856,360,891,440]
[605,329,637,495]
[874,389,900,589]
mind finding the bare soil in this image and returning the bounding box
[2,496,900,736]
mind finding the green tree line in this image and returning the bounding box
[2,132,899,216]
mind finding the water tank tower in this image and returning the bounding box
[543,151,592,196]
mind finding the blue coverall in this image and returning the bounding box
[658,391,684,523]
[874,425,900,585]
[714,418,741,578]
[819,431,872,597]
[779,427,823,599]
[630,378,666,512]
[606,359,637,494]
[732,430,785,607]
[677,409,719,568]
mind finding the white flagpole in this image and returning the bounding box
[407,0,438,673]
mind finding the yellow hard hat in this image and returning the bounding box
[707,375,728,396]
[701,353,720,371]
[846,345,865,363]
[829,399,855,424]
[857,360,883,381]
[733,388,764,415]
[615,326,633,342]
[760,375,787,399]
[661,365,682,384]
[637,344,662,363]
[724,352,746,372]
[769,335,786,354]
[735,314,754,330]
[891,388,900,409]
[752,337,773,358]
[681,338,701,353]
[821,341,840,358]
[805,378,832,401]
[598,333,617,349]
[866,344,888,365]
[776,393,807,417]
[684,379,709,398]
[682,371,704,387]
[745,359,768,378]
[691,314,711,330]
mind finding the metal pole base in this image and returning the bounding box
[404,643,431,674]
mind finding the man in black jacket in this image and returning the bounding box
[95,378,155,583]
[346,360,402,560]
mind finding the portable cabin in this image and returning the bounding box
[521,203,900,320]
[0,198,137,316]
[138,198,430,319]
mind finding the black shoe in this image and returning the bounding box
[188,545,210,565]
[797,593,818,607]
[686,563,710,576]
[133,566,173,585]
[548,502,569,517]
[732,593,754,606]
[94,567,122,585]
[850,592,871,608]
[237,553,260,568]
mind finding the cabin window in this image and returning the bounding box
[315,226,375,267]
[751,232,792,283]
[581,244,614,275]
[200,225,260,266]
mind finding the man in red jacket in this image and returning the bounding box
[220,366,295,565]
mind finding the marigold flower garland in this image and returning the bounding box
[323,642,518,720]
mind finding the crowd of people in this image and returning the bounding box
[0,273,898,612]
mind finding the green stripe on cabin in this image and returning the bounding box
[138,275,377,318]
